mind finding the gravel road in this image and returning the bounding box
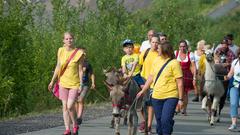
[0,103,112,135]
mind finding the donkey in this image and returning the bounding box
[201,49,225,126]
[103,68,143,135]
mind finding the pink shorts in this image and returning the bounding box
[59,85,79,101]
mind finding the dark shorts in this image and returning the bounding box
[145,89,153,106]
[133,74,145,86]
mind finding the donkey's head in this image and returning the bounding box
[103,67,126,115]
[103,67,123,86]
[110,85,125,115]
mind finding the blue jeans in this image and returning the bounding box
[230,87,239,118]
[133,74,145,86]
[152,98,178,135]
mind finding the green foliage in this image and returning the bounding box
[0,0,239,118]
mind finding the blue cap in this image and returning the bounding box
[122,39,134,47]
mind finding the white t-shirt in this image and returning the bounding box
[194,51,201,70]
[231,58,240,88]
[174,50,195,62]
[140,40,151,53]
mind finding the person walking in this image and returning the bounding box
[75,48,95,125]
[225,48,240,131]
[137,41,184,135]
[48,32,84,135]
[138,35,159,133]
[192,40,206,102]
[140,29,156,53]
[175,40,196,115]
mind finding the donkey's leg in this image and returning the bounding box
[110,116,115,128]
[114,116,121,135]
[132,110,138,135]
[127,113,133,135]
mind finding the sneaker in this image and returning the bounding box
[77,117,82,125]
[138,121,145,133]
[63,129,71,135]
[73,125,79,135]
[228,124,237,131]
[192,96,199,102]
[148,127,153,135]
[181,110,187,116]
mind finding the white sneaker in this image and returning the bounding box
[228,124,237,131]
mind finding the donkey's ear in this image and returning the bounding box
[103,80,113,91]
[103,69,107,74]
[103,66,112,74]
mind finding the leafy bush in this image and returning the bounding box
[0,0,239,118]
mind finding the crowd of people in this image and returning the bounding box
[48,31,240,135]
[121,29,240,134]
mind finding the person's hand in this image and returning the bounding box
[123,73,128,79]
[91,83,96,90]
[222,63,229,67]
[178,100,184,108]
[136,91,144,99]
[224,75,228,81]
[192,79,196,86]
[48,81,54,92]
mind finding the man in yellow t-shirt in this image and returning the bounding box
[138,36,158,133]
[121,39,145,87]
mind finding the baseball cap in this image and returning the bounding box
[122,39,134,47]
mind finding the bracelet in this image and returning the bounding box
[179,99,183,101]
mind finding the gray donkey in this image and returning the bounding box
[103,67,143,135]
[201,48,225,126]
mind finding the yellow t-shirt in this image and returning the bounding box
[139,49,158,80]
[151,56,183,99]
[58,47,84,89]
[198,54,206,76]
[121,53,141,76]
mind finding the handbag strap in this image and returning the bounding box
[143,48,150,62]
[153,58,173,87]
[59,48,79,77]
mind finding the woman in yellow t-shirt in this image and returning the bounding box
[137,42,184,135]
[48,32,84,135]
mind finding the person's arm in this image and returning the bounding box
[176,77,184,106]
[190,52,197,81]
[48,59,61,91]
[191,61,197,80]
[136,74,153,98]
[48,49,61,91]
[128,61,138,77]
[121,57,128,78]
[225,67,234,80]
[90,73,95,89]
[78,56,84,92]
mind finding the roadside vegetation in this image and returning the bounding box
[0,0,239,118]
